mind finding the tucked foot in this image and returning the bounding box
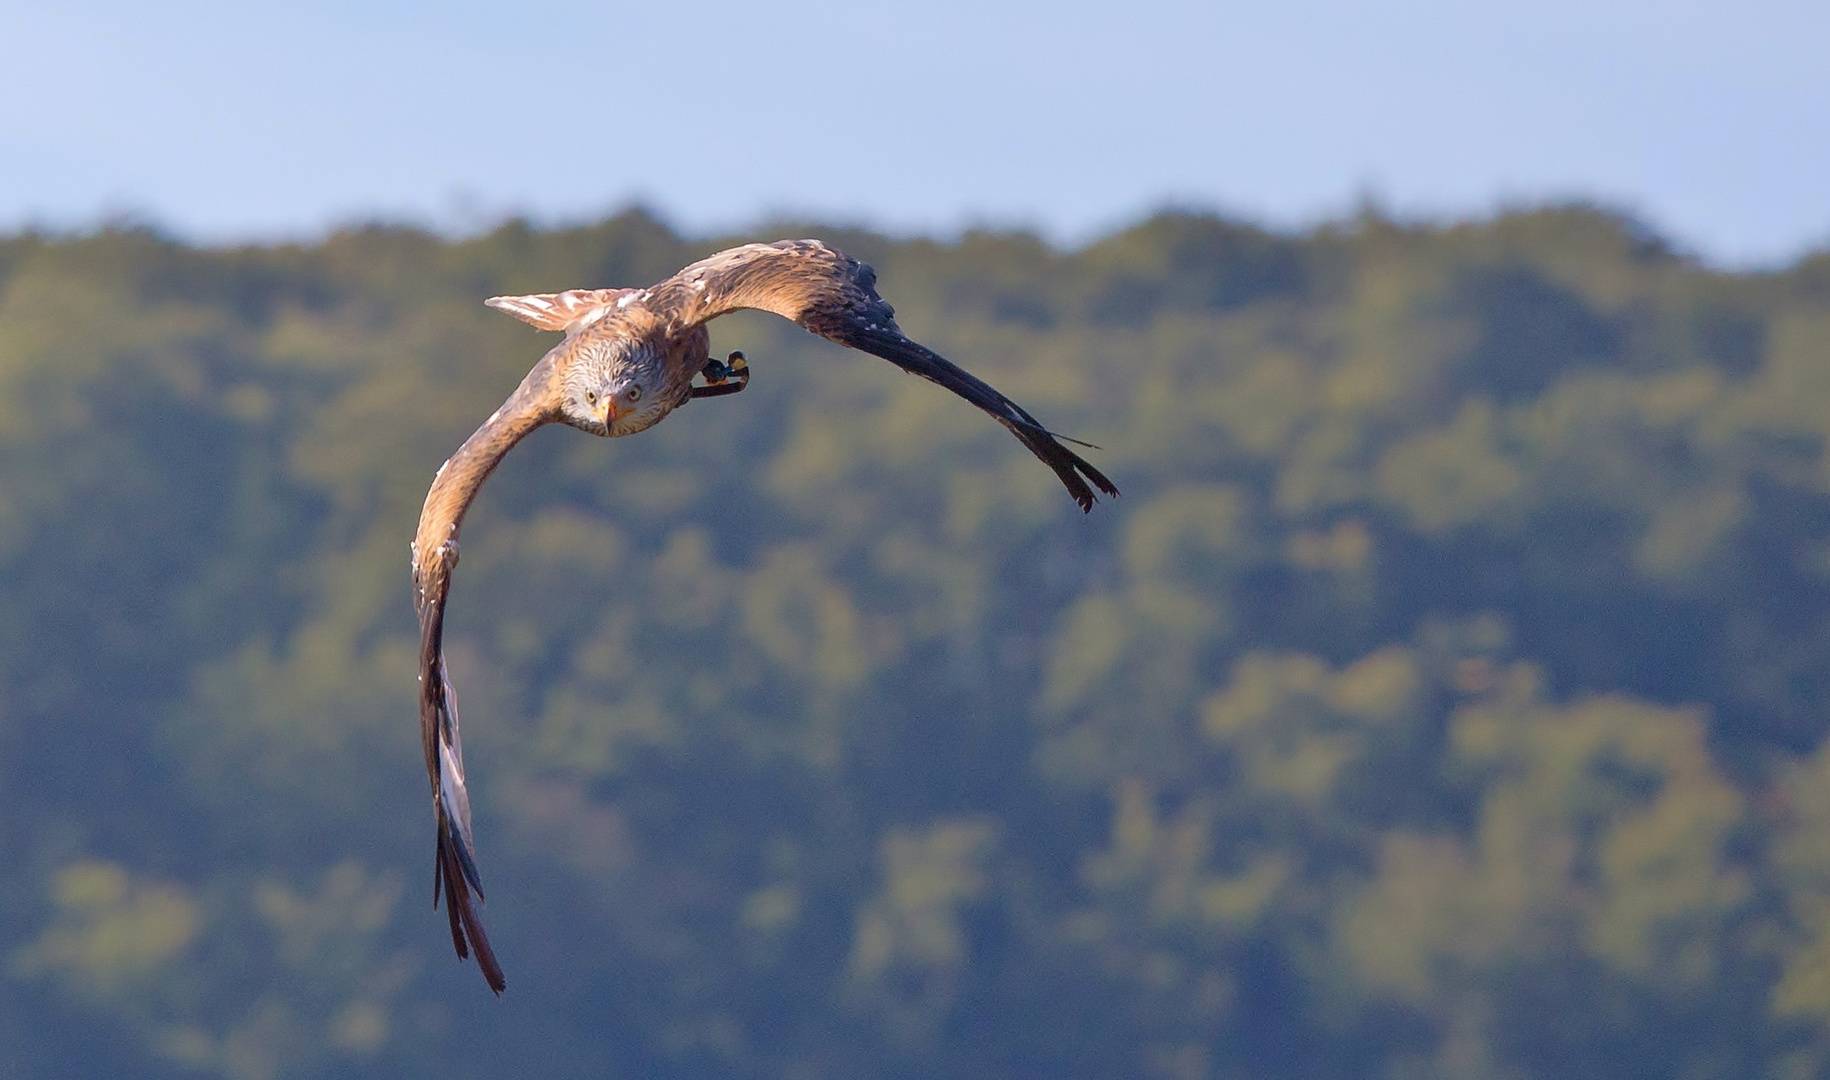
[691,351,750,399]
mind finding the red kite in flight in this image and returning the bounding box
[411,240,1117,992]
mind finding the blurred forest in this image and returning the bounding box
[4,206,1830,1079]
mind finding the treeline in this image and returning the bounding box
[2,206,1830,1078]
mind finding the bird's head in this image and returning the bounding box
[558,341,674,437]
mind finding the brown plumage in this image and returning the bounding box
[411,239,1118,993]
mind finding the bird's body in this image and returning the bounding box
[411,240,1117,994]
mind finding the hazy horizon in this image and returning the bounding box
[7,197,1816,276]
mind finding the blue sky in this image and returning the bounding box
[3,0,1825,265]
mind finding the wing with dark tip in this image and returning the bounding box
[410,363,560,995]
[650,240,1119,511]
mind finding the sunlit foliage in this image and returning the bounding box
[1,207,1828,1077]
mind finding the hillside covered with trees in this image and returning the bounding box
[3,207,1830,1078]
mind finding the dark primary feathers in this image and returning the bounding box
[649,241,1119,510]
[411,239,1116,994]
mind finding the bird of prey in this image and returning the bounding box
[412,239,1118,993]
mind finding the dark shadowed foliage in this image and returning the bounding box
[2,206,1830,1078]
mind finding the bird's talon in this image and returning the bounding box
[691,352,751,399]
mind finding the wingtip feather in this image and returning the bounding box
[1003,421,1120,512]
[436,830,507,995]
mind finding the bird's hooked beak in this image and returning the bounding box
[601,398,623,428]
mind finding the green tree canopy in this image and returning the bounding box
[1,207,1828,1078]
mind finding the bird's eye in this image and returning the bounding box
[585,390,597,405]
[626,385,643,403]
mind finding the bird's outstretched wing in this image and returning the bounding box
[650,240,1119,511]
[411,365,559,994]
